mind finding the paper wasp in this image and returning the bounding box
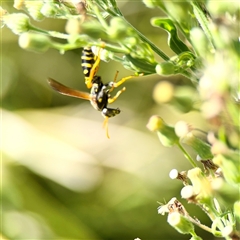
[48,46,133,138]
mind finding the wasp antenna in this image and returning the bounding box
[103,117,110,139]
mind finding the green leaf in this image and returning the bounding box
[151,18,190,55]
[125,54,157,74]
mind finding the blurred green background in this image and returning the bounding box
[2,2,215,240]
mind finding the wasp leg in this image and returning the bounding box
[102,107,121,138]
[108,73,134,95]
[108,87,126,104]
[103,117,110,139]
[112,75,134,88]
[108,71,119,93]
[47,78,91,100]
[110,72,144,90]
[85,56,101,88]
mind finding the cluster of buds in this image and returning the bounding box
[150,116,239,238]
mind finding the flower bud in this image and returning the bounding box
[187,168,204,194]
[65,18,82,35]
[19,32,52,52]
[175,121,191,138]
[153,81,196,112]
[24,0,44,21]
[211,140,229,155]
[40,2,58,18]
[124,37,138,49]
[108,17,134,40]
[167,212,195,235]
[67,36,88,50]
[181,185,196,200]
[146,115,164,132]
[13,0,25,10]
[81,20,107,39]
[3,13,31,35]
[155,61,176,76]
[146,116,179,147]
[153,81,174,104]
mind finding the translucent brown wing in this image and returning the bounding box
[47,78,91,100]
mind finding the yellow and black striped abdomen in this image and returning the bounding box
[81,47,96,78]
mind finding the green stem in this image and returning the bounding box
[177,142,197,167]
[125,19,170,61]
[96,43,129,53]
[109,0,122,16]
[92,4,109,29]
[48,31,70,39]
[188,216,223,237]
[51,42,80,51]
[29,25,49,35]
[29,25,71,40]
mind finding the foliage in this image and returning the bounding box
[1,0,239,239]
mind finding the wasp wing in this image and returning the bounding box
[47,78,91,100]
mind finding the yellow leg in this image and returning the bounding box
[107,72,136,103]
[112,75,134,88]
[111,73,143,89]
[108,71,134,95]
[86,54,101,88]
[85,77,91,89]
[108,71,119,93]
[103,117,110,139]
[108,87,126,104]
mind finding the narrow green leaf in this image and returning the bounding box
[125,54,157,74]
[151,18,190,55]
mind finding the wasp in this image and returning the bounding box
[48,46,133,138]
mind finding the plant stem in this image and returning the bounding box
[29,26,49,35]
[188,216,223,237]
[125,19,170,61]
[177,142,197,167]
